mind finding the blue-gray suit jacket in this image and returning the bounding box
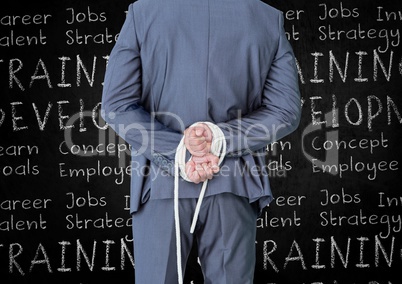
[102,0,301,213]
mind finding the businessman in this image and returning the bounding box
[101,0,301,283]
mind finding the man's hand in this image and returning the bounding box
[184,123,213,157]
[183,123,222,184]
[185,154,220,184]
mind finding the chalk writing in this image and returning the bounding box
[377,6,402,22]
[0,13,52,47]
[66,191,107,209]
[0,99,104,131]
[0,145,40,177]
[65,213,131,230]
[309,94,402,131]
[1,1,401,283]
[59,160,131,184]
[262,235,397,272]
[1,237,134,275]
[0,214,47,231]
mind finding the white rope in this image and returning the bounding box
[173,121,226,284]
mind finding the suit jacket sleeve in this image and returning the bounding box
[218,13,301,157]
[101,4,182,174]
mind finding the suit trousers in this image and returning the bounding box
[131,192,259,284]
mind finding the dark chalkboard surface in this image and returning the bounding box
[1,0,401,283]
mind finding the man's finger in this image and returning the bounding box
[194,126,205,137]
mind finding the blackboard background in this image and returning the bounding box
[1,0,401,283]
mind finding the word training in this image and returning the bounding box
[0,237,134,275]
[262,235,398,272]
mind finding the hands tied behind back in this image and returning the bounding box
[183,123,220,184]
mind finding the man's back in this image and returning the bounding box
[126,0,284,130]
